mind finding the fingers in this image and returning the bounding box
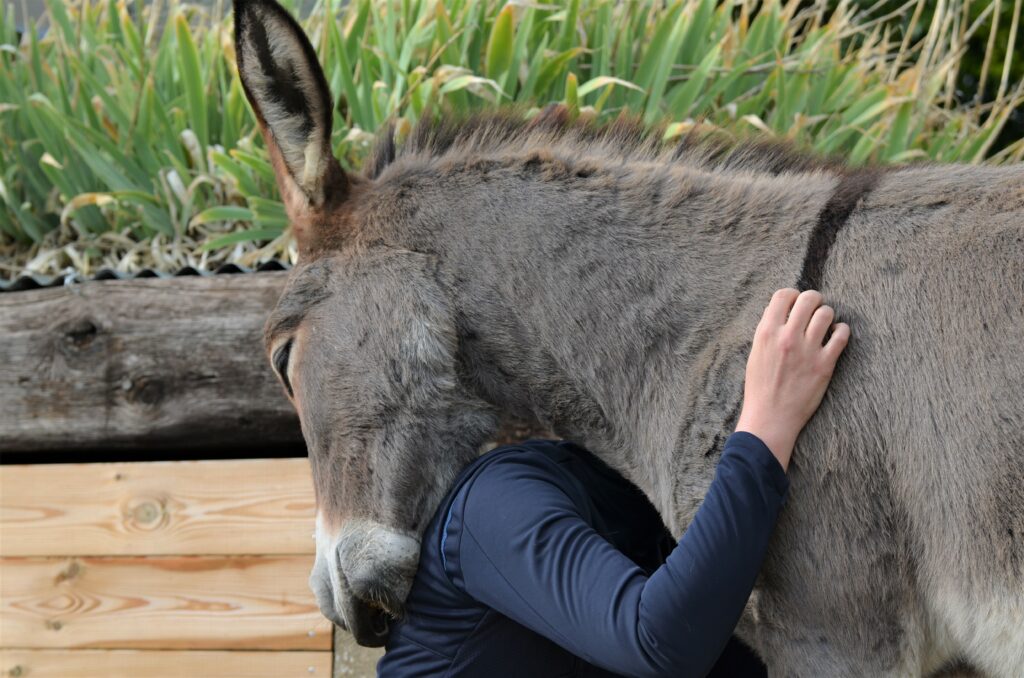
[762,288,800,327]
[823,322,851,360]
[806,304,835,344]
[761,288,850,356]
[786,289,824,332]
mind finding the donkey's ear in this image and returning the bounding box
[233,0,346,217]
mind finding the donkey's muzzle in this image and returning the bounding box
[326,521,420,647]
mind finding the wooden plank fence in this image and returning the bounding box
[0,650,333,678]
[0,458,381,677]
[2,555,329,649]
[1,459,317,556]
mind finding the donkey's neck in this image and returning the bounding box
[377,154,839,525]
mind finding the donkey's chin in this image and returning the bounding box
[333,521,420,647]
[338,587,396,647]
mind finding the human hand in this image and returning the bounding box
[735,288,850,471]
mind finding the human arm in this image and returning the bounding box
[444,287,849,675]
[446,431,787,677]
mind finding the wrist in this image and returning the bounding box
[734,411,796,471]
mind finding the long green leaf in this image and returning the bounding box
[176,13,207,148]
[485,4,515,82]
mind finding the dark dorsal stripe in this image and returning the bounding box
[797,169,883,291]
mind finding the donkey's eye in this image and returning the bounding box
[273,339,294,397]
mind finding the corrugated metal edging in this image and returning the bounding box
[0,260,292,293]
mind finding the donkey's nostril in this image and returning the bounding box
[370,607,389,636]
[344,598,392,647]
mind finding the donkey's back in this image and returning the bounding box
[751,163,1024,676]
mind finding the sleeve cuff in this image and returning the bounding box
[723,430,790,499]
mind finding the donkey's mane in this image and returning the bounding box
[365,104,845,181]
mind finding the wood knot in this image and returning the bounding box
[45,619,63,631]
[54,560,82,585]
[64,318,99,347]
[126,376,165,407]
[123,495,168,531]
[134,502,160,524]
[57,318,103,359]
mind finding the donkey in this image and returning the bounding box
[233,0,1024,674]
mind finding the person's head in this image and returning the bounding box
[234,0,496,645]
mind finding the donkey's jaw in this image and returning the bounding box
[311,513,420,646]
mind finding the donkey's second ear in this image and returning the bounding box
[234,0,346,213]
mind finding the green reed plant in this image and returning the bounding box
[1,0,1021,276]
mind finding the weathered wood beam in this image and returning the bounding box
[0,273,297,455]
[0,273,548,457]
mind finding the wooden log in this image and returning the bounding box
[0,272,297,455]
[0,459,315,557]
[1,556,331,650]
[0,273,550,456]
[0,649,333,678]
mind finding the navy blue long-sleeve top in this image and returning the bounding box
[379,431,789,677]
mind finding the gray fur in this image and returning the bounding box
[282,136,1024,675]
[235,1,1024,672]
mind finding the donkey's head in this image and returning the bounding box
[234,0,497,646]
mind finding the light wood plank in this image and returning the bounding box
[0,649,333,678]
[1,556,331,650]
[0,459,316,556]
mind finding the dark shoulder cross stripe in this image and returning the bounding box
[797,169,883,291]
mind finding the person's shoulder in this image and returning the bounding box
[459,439,571,495]
[447,438,599,526]
[439,439,581,583]
[441,438,597,539]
